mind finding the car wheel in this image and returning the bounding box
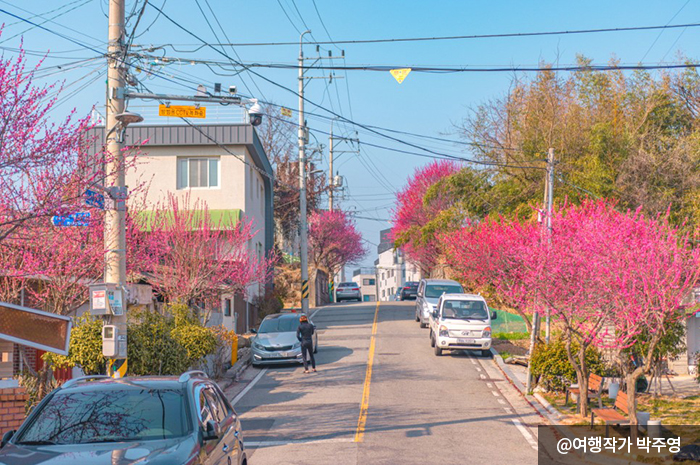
[434,344,442,356]
[420,321,427,328]
[415,313,420,322]
[430,332,435,347]
[481,349,491,358]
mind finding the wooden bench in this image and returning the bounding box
[591,391,630,437]
[565,373,604,411]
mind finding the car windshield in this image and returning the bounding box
[259,316,300,333]
[425,284,463,298]
[442,300,489,320]
[339,282,356,288]
[17,387,191,445]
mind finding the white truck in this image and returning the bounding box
[428,293,497,357]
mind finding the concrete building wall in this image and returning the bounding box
[352,274,377,302]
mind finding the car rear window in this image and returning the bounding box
[338,282,357,288]
[17,387,191,445]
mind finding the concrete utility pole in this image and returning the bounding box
[525,147,555,393]
[328,120,334,212]
[299,30,311,312]
[105,0,128,378]
[544,147,555,343]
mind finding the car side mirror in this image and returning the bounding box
[203,420,219,441]
[432,310,438,319]
[1,430,15,448]
[491,311,497,320]
[250,328,257,334]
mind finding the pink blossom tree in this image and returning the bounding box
[0,47,105,245]
[18,218,103,315]
[444,216,541,332]
[601,209,700,423]
[142,194,271,311]
[308,209,367,273]
[391,160,460,274]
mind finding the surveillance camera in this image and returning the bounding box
[248,99,263,126]
[228,85,237,95]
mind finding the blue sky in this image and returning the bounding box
[1,0,699,267]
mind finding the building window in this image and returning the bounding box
[363,278,375,286]
[224,298,232,317]
[177,157,219,189]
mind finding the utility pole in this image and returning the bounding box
[105,0,128,378]
[328,120,334,212]
[299,30,311,312]
[525,147,555,393]
[544,148,555,344]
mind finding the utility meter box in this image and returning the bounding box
[102,325,117,357]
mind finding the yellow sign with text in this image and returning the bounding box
[281,107,292,117]
[390,68,411,84]
[158,105,206,119]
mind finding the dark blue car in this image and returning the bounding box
[0,371,246,465]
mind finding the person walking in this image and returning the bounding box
[296,314,316,373]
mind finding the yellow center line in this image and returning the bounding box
[354,301,380,443]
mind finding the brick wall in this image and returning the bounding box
[0,388,27,435]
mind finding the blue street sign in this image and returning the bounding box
[52,212,91,227]
[84,189,105,209]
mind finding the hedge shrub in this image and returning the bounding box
[530,340,607,392]
[44,306,221,377]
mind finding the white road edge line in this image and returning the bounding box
[512,419,538,450]
[491,391,500,397]
[231,368,268,406]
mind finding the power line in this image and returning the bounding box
[153,22,700,48]
[0,0,102,47]
[128,59,543,171]
[131,51,700,74]
[0,8,104,55]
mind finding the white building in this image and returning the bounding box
[88,123,273,334]
[375,229,422,301]
[352,268,377,302]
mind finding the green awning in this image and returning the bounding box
[136,209,241,232]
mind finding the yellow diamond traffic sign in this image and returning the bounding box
[158,104,206,119]
[390,68,411,84]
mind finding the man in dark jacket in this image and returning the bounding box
[296,315,316,373]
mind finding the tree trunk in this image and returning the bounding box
[626,372,640,426]
[564,335,590,417]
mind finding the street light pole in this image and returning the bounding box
[299,30,311,312]
[105,0,128,378]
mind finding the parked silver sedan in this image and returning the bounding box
[336,282,362,302]
[251,312,318,366]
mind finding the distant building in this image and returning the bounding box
[375,229,422,301]
[352,268,377,302]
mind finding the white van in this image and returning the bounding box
[428,293,497,357]
[415,279,464,328]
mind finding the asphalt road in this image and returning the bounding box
[232,301,542,465]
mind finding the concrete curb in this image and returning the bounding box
[221,348,251,390]
[490,347,563,425]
